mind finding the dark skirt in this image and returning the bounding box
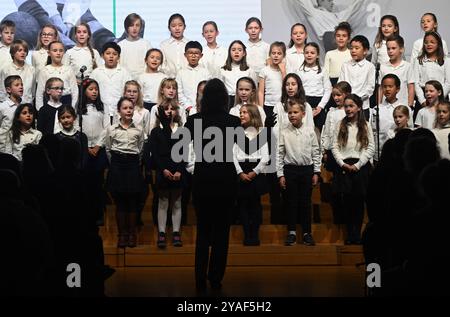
[306,96,326,129]
[155,168,185,191]
[85,147,109,172]
[106,151,143,193]
[332,158,371,196]
[237,161,268,198]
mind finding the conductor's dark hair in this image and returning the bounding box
[200,79,229,114]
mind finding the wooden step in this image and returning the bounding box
[123,244,341,267]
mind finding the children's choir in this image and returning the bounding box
[2,10,450,249]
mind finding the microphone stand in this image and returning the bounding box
[78,67,86,169]
[375,63,381,161]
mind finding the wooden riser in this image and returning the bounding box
[104,243,363,268]
[101,181,365,268]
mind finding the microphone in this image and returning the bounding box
[80,65,87,73]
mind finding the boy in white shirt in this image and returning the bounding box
[176,41,210,113]
[277,100,320,247]
[90,42,132,124]
[379,35,415,107]
[0,20,15,71]
[338,35,375,120]
[118,13,152,80]
[0,75,22,149]
[0,39,35,104]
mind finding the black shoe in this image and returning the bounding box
[172,232,183,247]
[302,233,316,246]
[285,234,297,246]
[157,232,166,249]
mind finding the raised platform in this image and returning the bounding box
[101,185,365,268]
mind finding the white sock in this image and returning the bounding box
[171,196,182,233]
[157,196,169,233]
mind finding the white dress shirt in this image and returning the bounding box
[412,57,450,104]
[272,101,314,140]
[259,65,283,107]
[105,120,145,157]
[64,46,102,79]
[138,72,167,104]
[324,49,352,78]
[118,38,152,80]
[371,40,390,66]
[0,43,12,71]
[0,98,18,148]
[176,65,210,109]
[297,65,332,109]
[90,65,133,118]
[379,60,414,105]
[0,62,36,103]
[332,120,375,170]
[229,103,266,124]
[220,64,257,96]
[82,104,110,147]
[321,107,346,151]
[371,99,400,158]
[31,48,49,80]
[4,128,42,161]
[246,40,270,77]
[286,46,305,74]
[415,106,436,130]
[132,106,151,137]
[432,124,450,160]
[411,38,449,64]
[338,59,376,110]
[160,37,190,77]
[35,64,78,110]
[201,44,228,78]
[233,127,270,175]
[277,123,321,177]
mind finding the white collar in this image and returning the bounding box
[48,100,62,108]
[61,127,78,136]
[169,36,188,44]
[351,59,367,67]
[73,46,89,51]
[302,65,319,72]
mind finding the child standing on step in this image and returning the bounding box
[233,104,269,246]
[277,100,321,246]
[150,101,186,248]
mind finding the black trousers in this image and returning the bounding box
[342,193,365,241]
[238,195,262,227]
[306,96,326,131]
[284,165,313,233]
[111,192,140,214]
[194,198,233,285]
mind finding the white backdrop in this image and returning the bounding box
[0,0,261,49]
[262,0,450,59]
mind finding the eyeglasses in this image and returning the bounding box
[50,87,64,91]
[186,52,201,56]
[41,33,56,38]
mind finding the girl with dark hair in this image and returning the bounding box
[220,40,257,109]
[286,23,307,73]
[79,78,110,224]
[5,103,41,161]
[331,94,375,244]
[411,13,449,63]
[160,13,189,77]
[372,15,400,66]
[105,97,145,249]
[297,42,331,130]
